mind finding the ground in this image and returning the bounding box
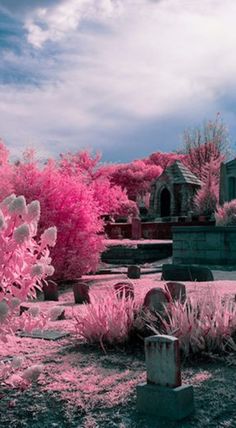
[0,259,236,428]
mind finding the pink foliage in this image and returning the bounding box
[0,195,55,386]
[11,156,104,279]
[104,160,163,201]
[193,160,219,215]
[144,288,236,356]
[215,199,236,226]
[74,290,137,351]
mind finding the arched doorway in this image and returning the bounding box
[160,187,171,217]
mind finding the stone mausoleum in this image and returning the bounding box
[149,160,202,219]
[219,159,236,204]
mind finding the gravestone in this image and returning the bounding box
[18,329,70,341]
[143,287,169,314]
[166,282,186,303]
[136,335,194,420]
[73,282,90,304]
[114,281,134,299]
[162,264,214,282]
[127,265,141,279]
[131,217,141,240]
[43,280,59,301]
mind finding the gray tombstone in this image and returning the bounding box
[73,282,90,304]
[127,265,141,279]
[166,282,186,303]
[43,280,59,301]
[143,287,169,314]
[114,281,134,299]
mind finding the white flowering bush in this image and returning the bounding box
[0,194,56,388]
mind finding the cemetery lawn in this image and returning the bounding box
[0,274,236,428]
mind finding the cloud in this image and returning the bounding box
[24,0,123,48]
[1,0,236,160]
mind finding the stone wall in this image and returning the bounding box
[172,226,236,265]
[105,221,214,240]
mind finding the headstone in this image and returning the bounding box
[143,287,169,314]
[43,280,59,301]
[131,217,141,240]
[73,282,90,304]
[18,329,70,341]
[165,282,186,303]
[114,281,134,300]
[161,264,214,282]
[127,265,140,279]
[136,334,194,420]
[145,335,181,387]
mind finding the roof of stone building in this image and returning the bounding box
[162,160,202,186]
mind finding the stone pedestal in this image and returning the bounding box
[136,383,194,420]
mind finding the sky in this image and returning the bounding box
[0,0,236,163]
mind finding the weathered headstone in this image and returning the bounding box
[43,280,59,301]
[166,282,186,303]
[127,265,140,279]
[73,282,90,304]
[114,281,134,300]
[18,329,70,341]
[136,335,194,420]
[143,287,169,314]
[131,217,141,240]
[161,264,214,282]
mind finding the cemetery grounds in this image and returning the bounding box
[0,258,236,427]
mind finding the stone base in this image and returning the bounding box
[136,383,194,420]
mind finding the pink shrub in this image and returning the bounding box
[0,194,56,386]
[74,290,138,351]
[144,288,236,356]
[215,199,236,226]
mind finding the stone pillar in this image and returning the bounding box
[131,217,141,240]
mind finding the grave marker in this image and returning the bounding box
[43,280,59,301]
[136,334,194,420]
[166,282,186,303]
[143,287,169,314]
[127,265,140,279]
[73,282,90,304]
[114,281,134,299]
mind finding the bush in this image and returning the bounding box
[0,194,56,387]
[215,200,236,226]
[74,290,137,351]
[142,288,236,356]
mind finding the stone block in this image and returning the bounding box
[162,264,214,281]
[136,384,194,421]
[136,383,194,420]
[43,280,59,301]
[73,282,90,304]
[127,265,140,279]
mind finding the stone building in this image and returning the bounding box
[149,160,202,219]
[219,159,236,204]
